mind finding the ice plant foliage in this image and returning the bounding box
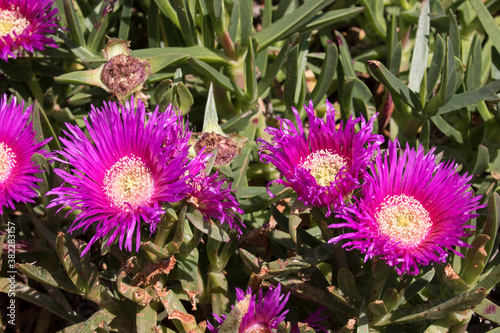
[258,100,383,213]
[48,98,191,255]
[0,0,59,61]
[0,95,50,213]
[186,153,244,234]
[331,140,485,275]
[207,285,290,332]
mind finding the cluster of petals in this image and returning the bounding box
[207,284,290,332]
[258,100,383,215]
[331,140,485,275]
[0,95,51,213]
[0,0,60,61]
[48,98,191,255]
[186,152,244,234]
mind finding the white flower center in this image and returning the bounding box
[376,194,432,248]
[0,8,29,38]
[299,149,347,187]
[241,325,271,333]
[103,155,154,210]
[0,142,16,184]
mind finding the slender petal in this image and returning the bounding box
[331,140,486,275]
[0,0,60,61]
[208,285,290,332]
[0,95,51,213]
[186,152,244,234]
[48,98,191,255]
[258,100,383,215]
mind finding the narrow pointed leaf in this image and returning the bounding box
[408,0,430,92]
[255,0,335,50]
[368,60,421,110]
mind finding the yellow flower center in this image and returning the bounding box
[299,149,347,187]
[0,7,29,38]
[0,142,16,184]
[376,194,432,248]
[103,155,154,210]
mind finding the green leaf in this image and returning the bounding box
[255,0,335,50]
[436,79,500,115]
[463,234,491,284]
[75,307,116,333]
[141,241,174,259]
[218,294,250,332]
[357,299,369,333]
[208,272,230,315]
[177,250,200,310]
[338,268,362,307]
[147,0,161,48]
[310,41,338,105]
[136,303,157,333]
[480,193,500,266]
[185,206,230,242]
[63,0,85,46]
[408,0,430,93]
[172,0,197,46]
[398,269,435,307]
[448,10,460,58]
[341,78,376,120]
[16,263,83,295]
[374,288,488,326]
[298,8,365,34]
[389,42,402,76]
[0,279,84,323]
[257,35,296,98]
[423,38,456,115]
[359,0,386,40]
[118,0,133,40]
[147,54,189,75]
[157,289,199,333]
[244,37,257,101]
[367,60,421,110]
[336,31,356,79]
[430,114,463,143]
[153,0,180,29]
[87,1,120,54]
[474,298,500,324]
[427,34,445,96]
[132,47,230,65]
[239,0,252,49]
[186,57,244,97]
[387,14,398,70]
[466,34,482,91]
[56,232,87,292]
[284,36,309,114]
[470,0,500,54]
[232,144,253,191]
[471,144,490,176]
[55,67,107,90]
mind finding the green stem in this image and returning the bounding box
[401,111,425,139]
[153,215,176,248]
[368,258,392,304]
[26,73,44,103]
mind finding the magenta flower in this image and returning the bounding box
[331,140,485,275]
[258,100,383,214]
[186,153,244,234]
[291,307,328,333]
[48,98,191,255]
[0,0,60,61]
[0,95,51,213]
[207,284,290,332]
